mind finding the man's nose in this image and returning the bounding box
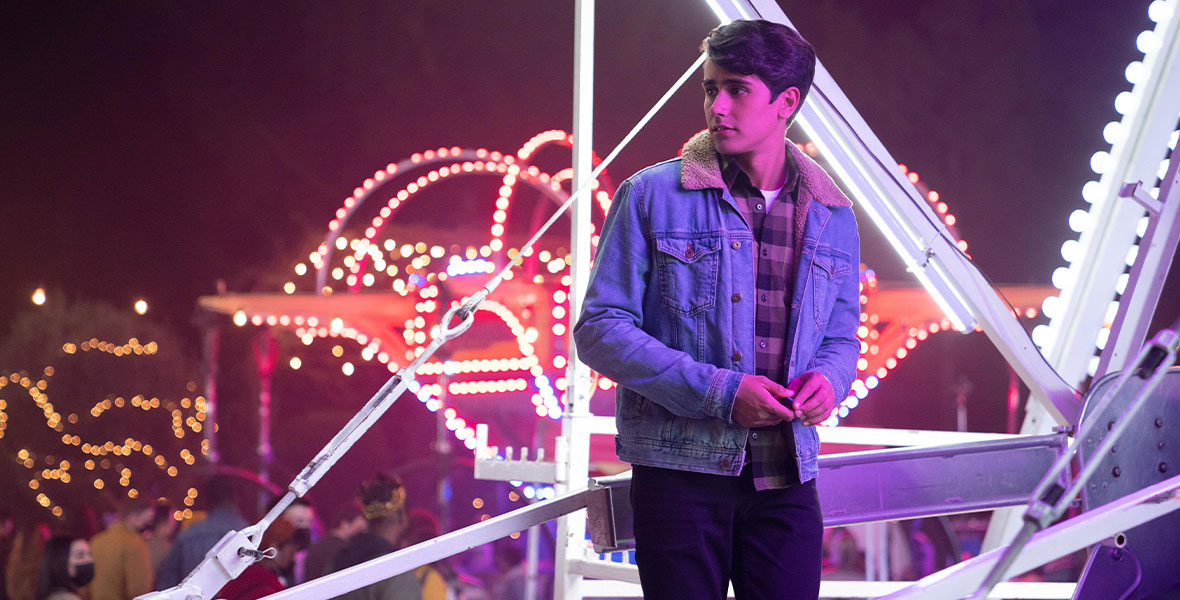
[709,95,729,116]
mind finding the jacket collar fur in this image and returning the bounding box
[679,130,852,208]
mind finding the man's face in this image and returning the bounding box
[283,505,314,529]
[702,59,797,160]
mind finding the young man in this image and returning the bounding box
[573,19,860,599]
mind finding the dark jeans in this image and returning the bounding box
[630,464,823,600]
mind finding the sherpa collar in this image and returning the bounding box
[679,130,852,208]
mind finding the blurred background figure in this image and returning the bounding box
[143,504,177,577]
[304,502,364,581]
[490,541,524,600]
[330,473,421,600]
[89,499,154,600]
[0,509,13,600]
[155,475,246,589]
[214,517,297,600]
[399,509,449,600]
[35,536,93,600]
[7,522,49,600]
[274,498,317,585]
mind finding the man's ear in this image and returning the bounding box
[777,86,801,120]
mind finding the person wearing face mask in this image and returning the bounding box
[34,537,94,600]
[89,499,154,600]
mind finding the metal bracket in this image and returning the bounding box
[1119,180,1163,216]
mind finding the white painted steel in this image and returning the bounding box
[1042,0,1180,388]
[1097,145,1180,376]
[876,473,1180,599]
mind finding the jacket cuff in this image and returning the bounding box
[707,368,745,423]
[812,366,849,405]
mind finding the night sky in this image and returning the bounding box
[3,1,1178,521]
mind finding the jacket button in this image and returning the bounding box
[720,458,731,469]
[732,351,742,362]
[732,293,741,303]
[731,241,741,250]
[684,247,695,259]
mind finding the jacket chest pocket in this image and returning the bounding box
[811,246,854,327]
[654,234,722,316]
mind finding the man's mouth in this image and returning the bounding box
[711,125,733,133]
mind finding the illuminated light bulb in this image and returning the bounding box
[1124,61,1146,85]
[134,299,148,315]
[1060,239,1081,262]
[1149,0,1172,23]
[1114,91,1137,116]
[1103,121,1126,145]
[1136,30,1160,54]
[1082,181,1103,204]
[1031,324,1054,348]
[1095,326,1110,350]
[1089,150,1112,174]
[289,357,302,370]
[1126,244,1139,267]
[1051,266,1075,290]
[32,288,46,305]
[1041,295,1062,320]
[342,362,355,376]
[1068,209,1092,233]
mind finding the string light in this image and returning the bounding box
[1,336,204,519]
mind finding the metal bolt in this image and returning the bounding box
[1160,441,1167,450]
[1156,418,1164,428]
[1112,466,1121,478]
[1108,421,1116,431]
[1160,463,1169,474]
[1111,444,1118,454]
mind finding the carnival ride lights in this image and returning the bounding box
[1036,0,1178,380]
[219,131,615,455]
[0,336,207,520]
[222,123,1024,438]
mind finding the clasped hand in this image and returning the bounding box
[732,372,835,428]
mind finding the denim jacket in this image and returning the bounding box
[573,132,861,482]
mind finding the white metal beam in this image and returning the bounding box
[556,2,595,600]
[875,472,1180,599]
[1043,0,1180,386]
[1097,142,1180,376]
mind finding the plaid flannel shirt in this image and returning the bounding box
[721,152,803,490]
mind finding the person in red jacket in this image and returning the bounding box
[215,517,297,600]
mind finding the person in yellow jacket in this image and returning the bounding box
[88,500,154,600]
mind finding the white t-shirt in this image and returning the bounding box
[758,186,784,213]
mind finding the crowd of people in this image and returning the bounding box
[0,474,533,600]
